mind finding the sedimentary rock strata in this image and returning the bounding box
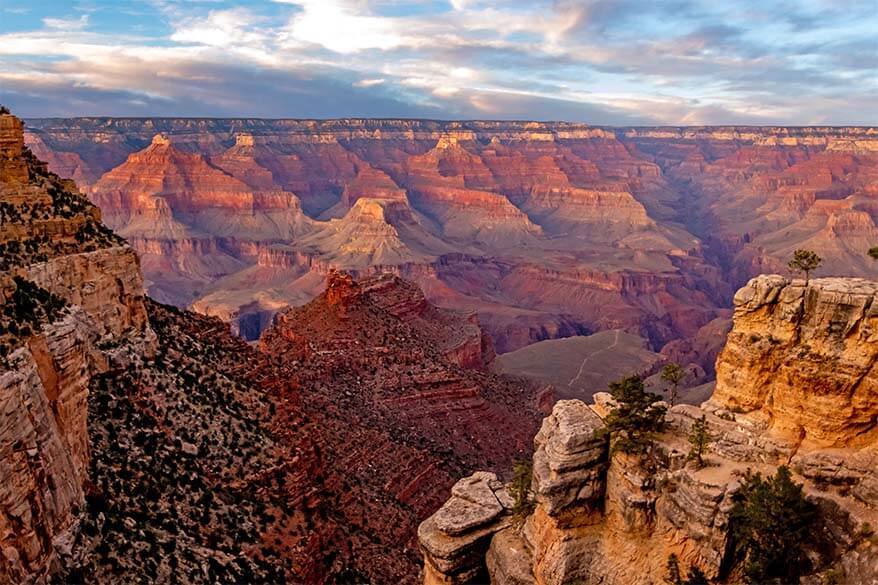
[713,275,878,449]
[27,119,878,356]
[0,111,155,583]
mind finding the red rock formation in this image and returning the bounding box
[259,271,542,581]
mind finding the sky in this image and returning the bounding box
[0,0,875,125]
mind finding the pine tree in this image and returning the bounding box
[869,246,878,261]
[666,554,682,585]
[604,375,667,456]
[787,249,822,284]
[687,415,711,469]
[661,362,686,406]
[511,459,534,518]
[729,466,818,583]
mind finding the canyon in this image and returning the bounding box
[1,108,543,583]
[24,119,878,370]
[3,109,878,584]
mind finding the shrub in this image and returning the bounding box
[687,415,711,469]
[729,466,818,583]
[510,459,534,518]
[604,375,666,456]
[661,363,685,406]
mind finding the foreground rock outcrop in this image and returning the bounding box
[421,275,878,584]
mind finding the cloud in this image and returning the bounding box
[0,0,874,124]
[42,14,90,31]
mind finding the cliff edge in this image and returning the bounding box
[420,274,878,584]
[0,111,154,583]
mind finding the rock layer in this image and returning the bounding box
[713,275,878,449]
[0,112,154,584]
[29,118,878,355]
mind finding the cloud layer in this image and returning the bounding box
[0,0,875,124]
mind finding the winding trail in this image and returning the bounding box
[568,330,621,388]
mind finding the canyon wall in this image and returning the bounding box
[420,275,878,584]
[0,112,154,583]
[713,275,878,449]
[24,118,877,364]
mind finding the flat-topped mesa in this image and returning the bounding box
[235,133,256,147]
[711,274,878,449]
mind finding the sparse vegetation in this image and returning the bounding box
[61,301,299,583]
[661,362,685,407]
[729,466,818,584]
[687,415,711,469]
[0,277,68,364]
[787,249,822,284]
[666,554,709,585]
[510,459,535,518]
[603,374,667,456]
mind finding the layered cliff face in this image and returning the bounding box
[0,112,154,584]
[4,109,548,583]
[712,275,878,449]
[35,120,878,356]
[421,275,878,585]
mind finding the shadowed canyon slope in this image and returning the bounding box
[25,119,878,363]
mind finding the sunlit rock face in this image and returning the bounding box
[25,119,878,359]
[713,275,878,449]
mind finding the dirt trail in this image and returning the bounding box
[568,330,621,388]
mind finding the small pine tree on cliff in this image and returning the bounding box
[729,466,818,583]
[510,459,534,518]
[687,415,711,469]
[666,555,709,585]
[666,554,682,585]
[604,375,666,456]
[869,246,878,261]
[787,249,822,284]
[661,362,686,406]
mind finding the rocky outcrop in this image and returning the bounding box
[419,472,513,584]
[423,275,878,585]
[713,275,878,449]
[1,312,91,582]
[531,400,608,517]
[260,271,541,581]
